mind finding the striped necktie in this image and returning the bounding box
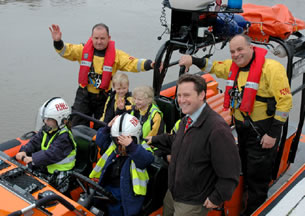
[184,117,193,133]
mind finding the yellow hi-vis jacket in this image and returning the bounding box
[89,142,153,195]
[203,58,292,123]
[171,119,181,134]
[55,43,148,94]
[41,126,77,174]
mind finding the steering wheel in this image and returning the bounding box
[70,171,117,206]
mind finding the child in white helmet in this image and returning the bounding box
[16,97,77,192]
[90,113,154,216]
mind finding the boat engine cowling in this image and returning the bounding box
[163,0,215,11]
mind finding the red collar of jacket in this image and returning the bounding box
[78,38,115,90]
[224,46,267,114]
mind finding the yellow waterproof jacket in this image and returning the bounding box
[56,43,148,94]
[204,58,292,123]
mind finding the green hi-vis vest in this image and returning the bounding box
[131,103,163,140]
[171,119,181,134]
[41,126,77,174]
[89,142,153,196]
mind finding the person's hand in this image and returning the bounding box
[108,115,119,127]
[179,55,193,72]
[49,24,62,41]
[118,135,133,146]
[166,155,171,163]
[16,152,27,161]
[23,156,33,164]
[159,62,164,72]
[203,197,218,209]
[117,97,125,110]
[146,136,152,144]
[261,134,276,149]
[151,61,163,73]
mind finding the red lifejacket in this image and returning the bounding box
[223,47,267,114]
[78,38,115,90]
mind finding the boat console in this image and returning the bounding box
[0,151,94,216]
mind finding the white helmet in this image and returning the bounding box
[37,97,71,129]
[111,113,141,143]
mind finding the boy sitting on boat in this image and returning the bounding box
[100,73,133,124]
[16,97,77,192]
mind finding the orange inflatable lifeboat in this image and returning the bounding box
[241,4,305,42]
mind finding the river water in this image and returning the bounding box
[0,0,305,141]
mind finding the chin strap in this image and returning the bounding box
[42,124,59,134]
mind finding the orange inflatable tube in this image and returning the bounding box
[241,4,305,41]
[160,73,219,99]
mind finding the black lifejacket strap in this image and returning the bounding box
[255,95,276,116]
[239,112,262,138]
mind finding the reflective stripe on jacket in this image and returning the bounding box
[41,126,77,174]
[89,142,152,195]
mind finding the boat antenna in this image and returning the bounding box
[158,4,170,40]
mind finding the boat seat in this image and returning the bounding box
[155,95,181,133]
[72,125,98,176]
[140,156,168,216]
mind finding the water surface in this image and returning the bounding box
[0,0,304,141]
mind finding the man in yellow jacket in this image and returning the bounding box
[179,34,292,216]
[49,23,155,128]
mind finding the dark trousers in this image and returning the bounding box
[104,185,123,216]
[235,118,278,216]
[71,86,108,130]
